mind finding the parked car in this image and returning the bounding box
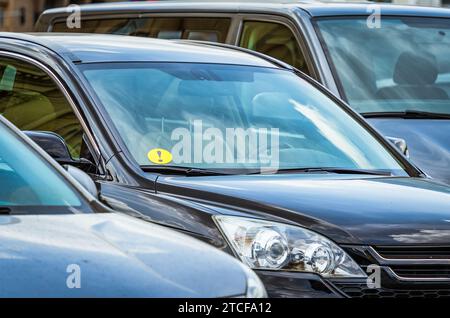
[0,115,265,298]
[36,1,450,185]
[1,33,449,298]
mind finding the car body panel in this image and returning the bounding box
[97,181,229,248]
[156,174,450,245]
[0,212,247,297]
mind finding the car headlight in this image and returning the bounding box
[214,216,366,278]
[240,263,267,298]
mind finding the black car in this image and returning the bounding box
[1,33,450,298]
[0,115,266,298]
[36,0,450,185]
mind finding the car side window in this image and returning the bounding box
[0,58,83,159]
[52,17,231,43]
[239,20,310,75]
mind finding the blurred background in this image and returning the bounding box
[0,0,448,32]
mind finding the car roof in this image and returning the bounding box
[39,0,450,19]
[0,32,280,67]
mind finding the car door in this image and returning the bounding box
[0,54,104,179]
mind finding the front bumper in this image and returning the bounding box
[257,245,450,298]
[256,270,345,298]
[257,269,450,299]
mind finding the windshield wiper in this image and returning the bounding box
[141,165,233,176]
[362,110,450,119]
[142,166,393,176]
[247,167,392,176]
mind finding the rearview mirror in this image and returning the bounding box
[386,136,409,158]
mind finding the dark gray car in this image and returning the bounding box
[0,115,265,298]
[36,0,450,185]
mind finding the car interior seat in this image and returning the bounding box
[257,37,296,67]
[376,52,448,100]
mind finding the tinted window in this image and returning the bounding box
[0,58,83,158]
[316,17,450,115]
[81,62,407,175]
[53,17,231,43]
[239,21,309,75]
[0,122,85,211]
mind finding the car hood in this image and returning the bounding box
[367,118,450,185]
[157,174,450,246]
[0,213,247,297]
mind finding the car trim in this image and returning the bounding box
[37,2,450,20]
[368,246,450,265]
[310,16,350,103]
[384,267,450,282]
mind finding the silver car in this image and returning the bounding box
[0,115,265,298]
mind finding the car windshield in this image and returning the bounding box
[315,17,450,115]
[0,121,91,214]
[81,62,408,175]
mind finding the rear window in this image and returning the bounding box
[52,17,231,43]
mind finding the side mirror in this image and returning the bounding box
[24,131,74,164]
[386,136,409,158]
[24,131,96,171]
[64,165,99,199]
[23,131,99,198]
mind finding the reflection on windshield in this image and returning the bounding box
[316,17,450,115]
[81,63,407,175]
[291,100,371,167]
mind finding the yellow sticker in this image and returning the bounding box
[148,148,173,165]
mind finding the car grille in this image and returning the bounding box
[334,283,450,299]
[390,265,450,279]
[333,246,450,298]
[369,246,450,281]
[375,246,450,260]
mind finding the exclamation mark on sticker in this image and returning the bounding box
[157,150,163,163]
[148,148,172,165]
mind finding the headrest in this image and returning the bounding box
[394,52,438,85]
